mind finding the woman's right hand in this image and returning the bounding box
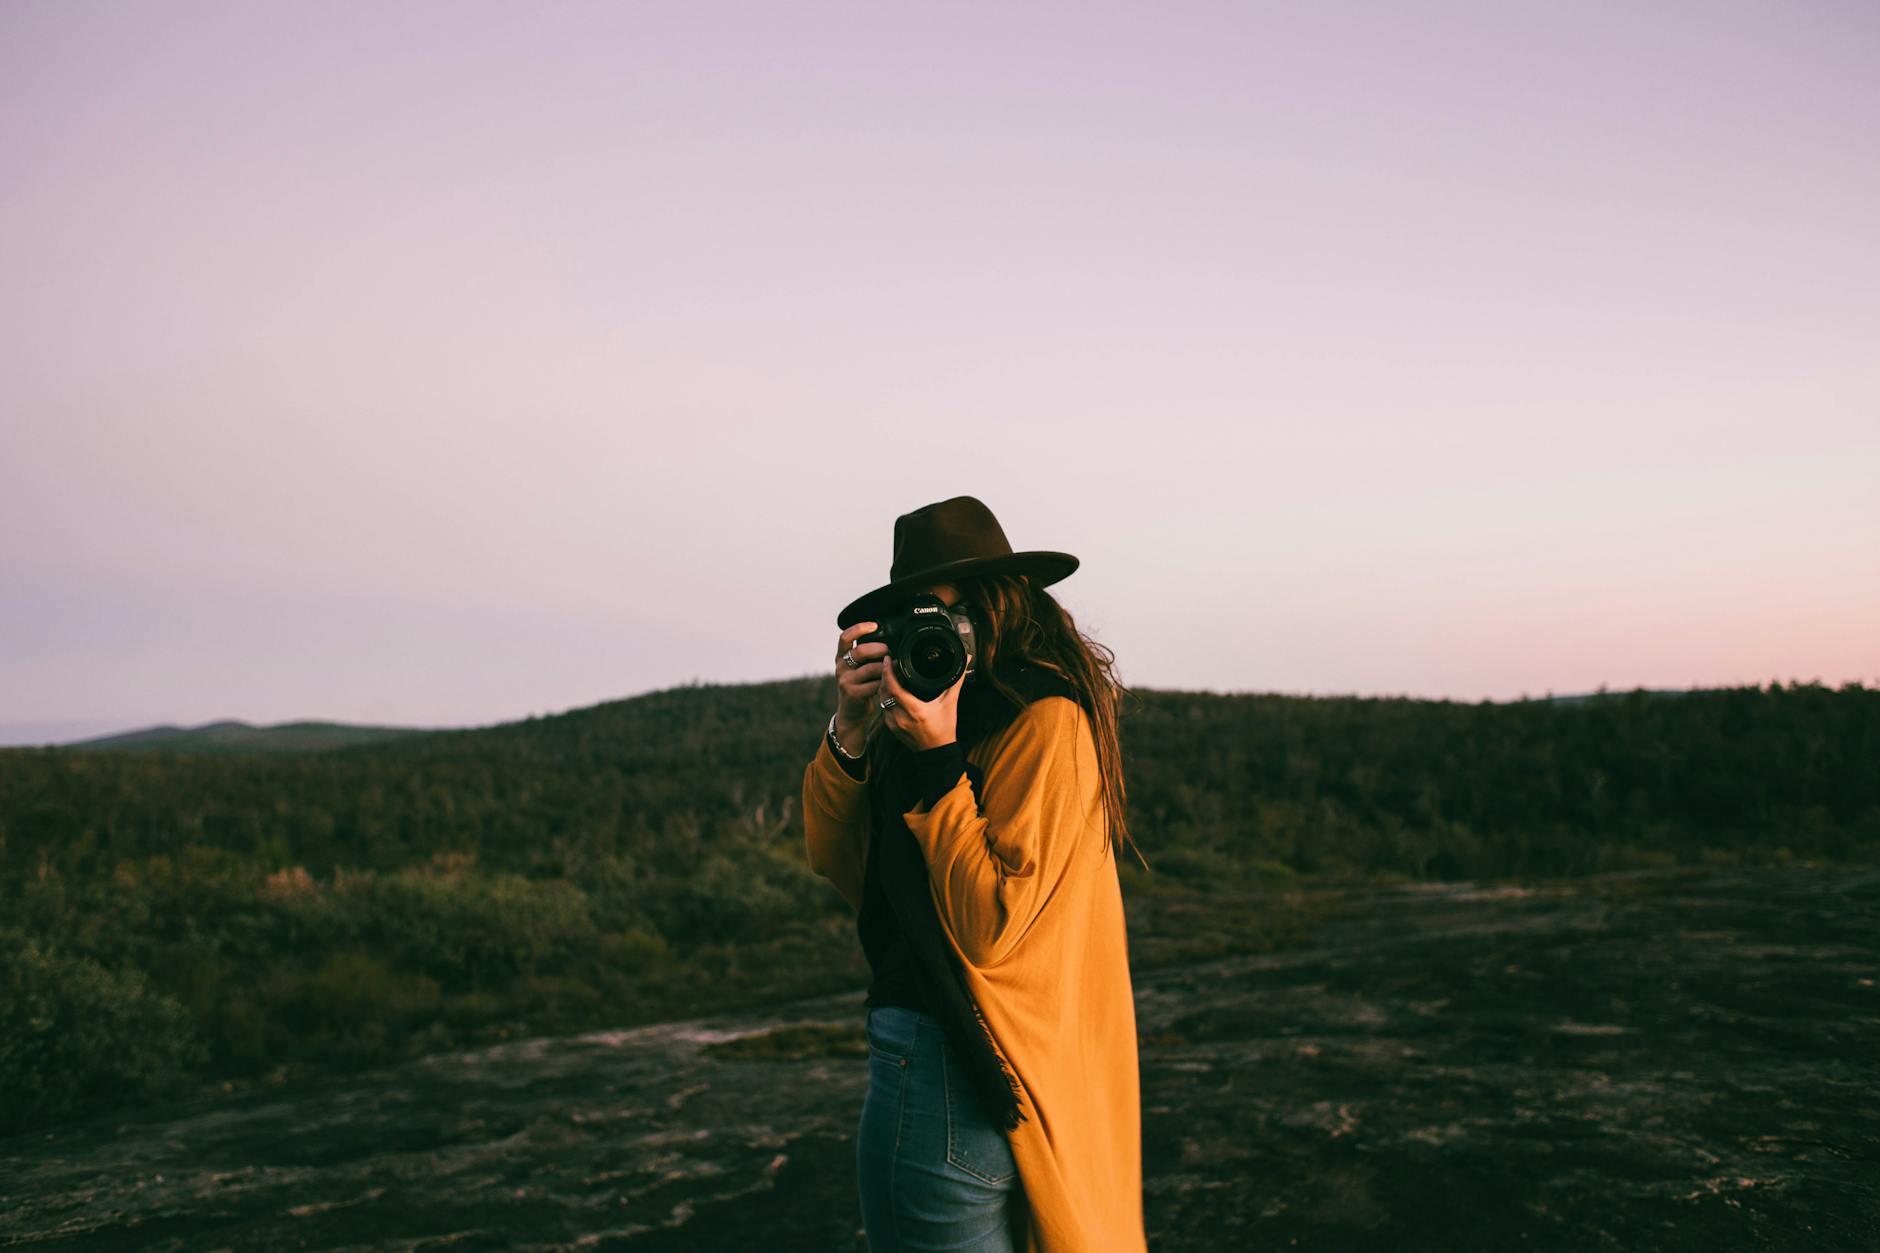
[833,621,887,745]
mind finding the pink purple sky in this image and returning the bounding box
[3,1,1876,746]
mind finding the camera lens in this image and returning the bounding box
[900,621,965,694]
[909,634,951,679]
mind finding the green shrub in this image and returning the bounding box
[599,925,671,971]
[1245,857,1298,889]
[1147,844,1238,890]
[272,950,442,1064]
[0,934,207,1134]
[308,870,599,988]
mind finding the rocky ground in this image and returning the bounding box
[2,864,1875,1251]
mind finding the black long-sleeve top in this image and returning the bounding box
[827,722,969,1013]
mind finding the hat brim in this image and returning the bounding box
[836,551,1080,630]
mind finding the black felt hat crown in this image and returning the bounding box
[835,495,1080,629]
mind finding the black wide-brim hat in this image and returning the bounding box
[836,495,1080,629]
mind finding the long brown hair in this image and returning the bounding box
[955,572,1151,874]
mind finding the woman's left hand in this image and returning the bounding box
[879,656,963,751]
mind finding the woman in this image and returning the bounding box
[801,495,1151,1253]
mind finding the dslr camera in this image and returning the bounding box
[858,593,980,702]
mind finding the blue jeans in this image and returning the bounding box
[857,1005,1025,1251]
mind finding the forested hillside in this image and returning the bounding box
[2,677,1872,1137]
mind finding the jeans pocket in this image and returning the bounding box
[866,1006,920,1064]
[941,1035,1018,1186]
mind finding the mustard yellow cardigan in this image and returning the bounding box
[803,695,1148,1253]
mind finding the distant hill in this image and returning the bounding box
[7,684,1787,756]
[35,685,1693,755]
[64,719,434,755]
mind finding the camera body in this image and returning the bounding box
[857,593,980,702]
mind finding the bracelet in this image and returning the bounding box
[827,712,866,761]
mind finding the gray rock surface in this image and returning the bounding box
[2,865,1875,1250]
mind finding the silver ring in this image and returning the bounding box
[843,649,860,669]
[878,695,897,710]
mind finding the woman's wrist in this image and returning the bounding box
[829,711,868,760]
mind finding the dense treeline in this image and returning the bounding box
[1124,679,1877,880]
[11,678,1873,884]
[1,677,1872,1136]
